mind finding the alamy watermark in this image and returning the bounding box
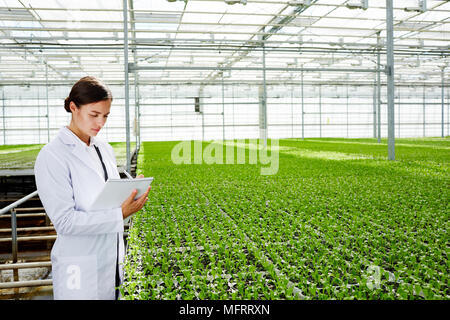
[171,139,279,175]
[366,265,381,290]
[66,264,81,290]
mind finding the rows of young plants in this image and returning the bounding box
[121,142,289,299]
[0,144,44,169]
[121,138,449,299]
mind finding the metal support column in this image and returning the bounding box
[373,74,377,138]
[423,85,426,137]
[134,72,140,148]
[291,85,294,138]
[232,85,235,138]
[202,110,205,141]
[386,0,395,160]
[301,69,304,140]
[137,88,141,151]
[397,88,401,138]
[11,209,18,282]
[447,89,449,137]
[129,0,140,152]
[319,84,322,138]
[377,56,381,143]
[261,41,268,147]
[169,86,173,139]
[222,72,225,141]
[377,31,381,143]
[199,87,204,140]
[442,68,445,138]
[346,85,349,138]
[2,88,5,144]
[38,85,41,143]
[123,0,131,172]
[45,61,50,143]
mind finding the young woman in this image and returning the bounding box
[34,76,150,300]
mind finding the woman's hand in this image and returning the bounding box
[121,185,151,219]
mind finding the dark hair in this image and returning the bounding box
[64,76,113,113]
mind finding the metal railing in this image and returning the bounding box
[0,190,53,290]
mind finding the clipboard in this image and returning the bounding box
[88,177,154,211]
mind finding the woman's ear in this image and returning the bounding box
[69,101,78,113]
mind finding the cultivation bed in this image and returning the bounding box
[121,137,449,300]
[0,142,136,174]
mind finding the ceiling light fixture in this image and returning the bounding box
[224,0,247,5]
[404,0,426,12]
[346,0,368,10]
[287,0,311,6]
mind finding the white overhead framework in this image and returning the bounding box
[0,0,448,152]
[0,1,448,83]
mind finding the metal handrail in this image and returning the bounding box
[0,235,57,243]
[0,261,52,270]
[0,190,38,216]
[0,190,42,285]
[0,279,53,289]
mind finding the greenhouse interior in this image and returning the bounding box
[0,0,448,303]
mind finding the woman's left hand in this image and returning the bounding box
[136,174,144,179]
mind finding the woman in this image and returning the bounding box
[34,76,150,300]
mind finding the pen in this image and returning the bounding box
[123,170,133,179]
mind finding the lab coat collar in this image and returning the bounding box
[57,126,106,182]
[58,126,99,147]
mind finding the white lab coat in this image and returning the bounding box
[34,126,125,300]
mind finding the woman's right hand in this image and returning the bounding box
[121,186,151,219]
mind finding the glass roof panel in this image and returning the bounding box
[182,12,223,24]
[301,3,341,17]
[134,0,188,11]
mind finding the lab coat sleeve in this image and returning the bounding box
[34,147,124,236]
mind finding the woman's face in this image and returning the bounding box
[70,99,111,137]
